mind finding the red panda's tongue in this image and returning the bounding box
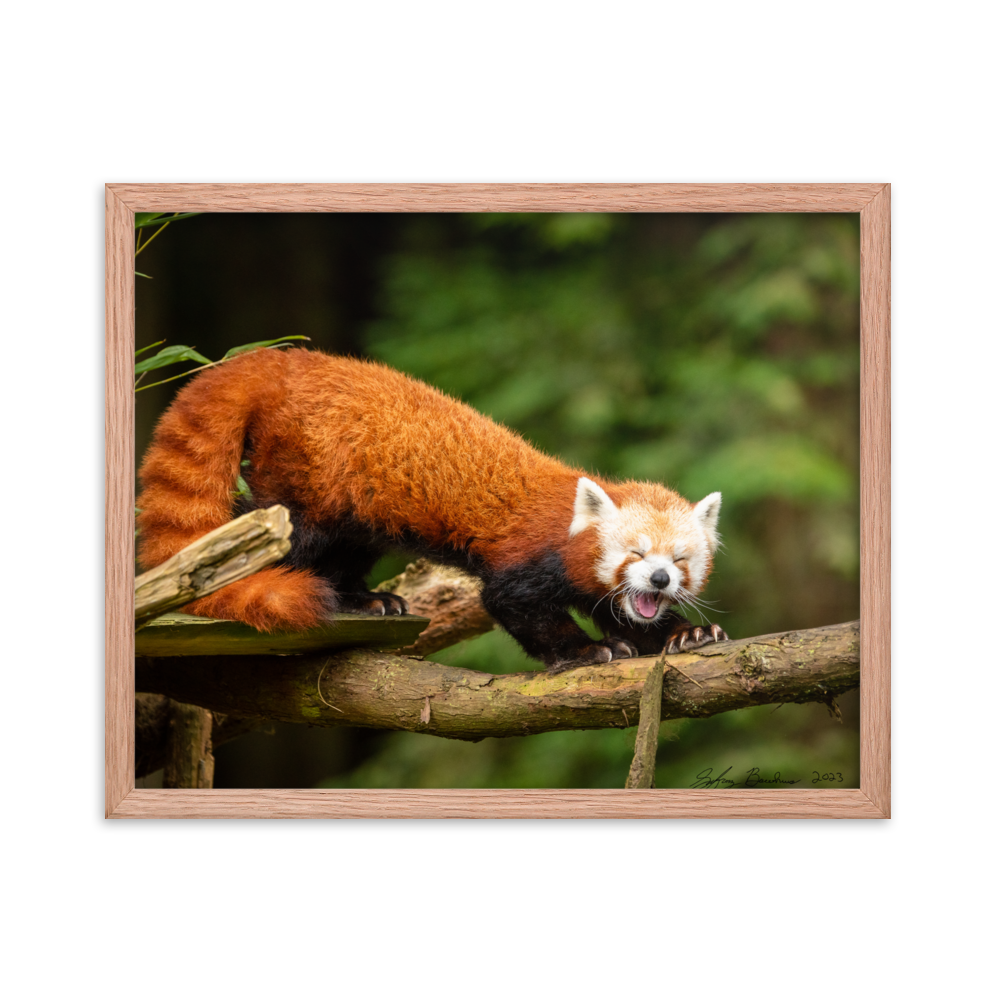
[635,593,659,618]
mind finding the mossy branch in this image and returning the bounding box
[136,620,860,744]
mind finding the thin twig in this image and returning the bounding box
[135,217,173,257]
[316,662,344,713]
[667,659,704,688]
[133,360,224,392]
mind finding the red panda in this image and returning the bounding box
[137,349,728,670]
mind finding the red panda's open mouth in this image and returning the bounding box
[629,592,661,620]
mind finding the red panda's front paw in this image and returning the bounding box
[601,637,639,661]
[547,638,638,673]
[339,591,409,616]
[664,623,728,654]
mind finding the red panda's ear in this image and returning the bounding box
[569,477,618,536]
[693,492,722,551]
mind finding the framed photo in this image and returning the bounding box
[105,184,890,817]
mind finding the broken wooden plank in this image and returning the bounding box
[134,505,293,626]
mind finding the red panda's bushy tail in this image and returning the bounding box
[136,351,333,631]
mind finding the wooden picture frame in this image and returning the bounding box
[106,183,890,818]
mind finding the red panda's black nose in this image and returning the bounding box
[650,569,670,589]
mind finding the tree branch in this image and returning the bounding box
[374,558,495,656]
[136,620,859,743]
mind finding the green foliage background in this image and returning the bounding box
[134,211,861,790]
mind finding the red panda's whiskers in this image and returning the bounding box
[608,583,631,626]
[591,581,629,622]
[675,586,726,620]
[675,598,704,624]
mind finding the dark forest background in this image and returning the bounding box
[134,211,861,790]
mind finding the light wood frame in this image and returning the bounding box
[106,184,890,818]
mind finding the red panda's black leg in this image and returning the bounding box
[544,637,640,673]
[484,601,638,671]
[480,556,639,671]
[282,518,408,615]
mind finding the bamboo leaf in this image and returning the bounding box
[134,344,213,376]
[221,336,310,360]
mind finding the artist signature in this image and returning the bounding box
[691,767,848,788]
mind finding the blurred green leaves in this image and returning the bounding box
[679,435,852,505]
[472,211,617,249]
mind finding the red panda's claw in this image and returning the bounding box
[546,638,638,673]
[383,594,408,615]
[341,591,409,616]
[666,623,729,654]
[605,638,638,661]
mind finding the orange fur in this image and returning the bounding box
[184,567,334,633]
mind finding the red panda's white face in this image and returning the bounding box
[569,477,721,627]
